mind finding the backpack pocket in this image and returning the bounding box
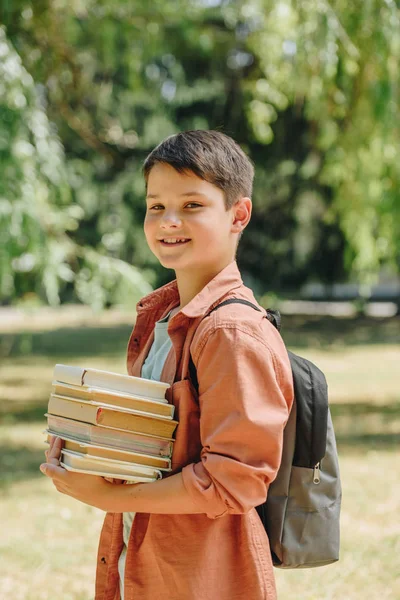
[281,463,341,567]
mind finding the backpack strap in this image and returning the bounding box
[265,308,281,332]
[188,299,282,392]
[205,298,281,331]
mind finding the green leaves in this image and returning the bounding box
[1,0,399,307]
[0,26,72,304]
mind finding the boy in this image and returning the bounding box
[42,130,294,600]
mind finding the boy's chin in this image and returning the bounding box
[158,256,196,272]
[159,257,187,269]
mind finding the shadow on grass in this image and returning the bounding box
[0,444,45,490]
[0,315,399,360]
[332,402,400,452]
[336,432,400,453]
[0,324,133,359]
[1,403,48,425]
[280,315,400,349]
[330,403,400,417]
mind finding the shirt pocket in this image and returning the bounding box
[170,379,201,472]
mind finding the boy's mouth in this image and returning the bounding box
[159,238,191,246]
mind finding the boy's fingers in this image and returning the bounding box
[49,437,63,459]
[40,462,66,478]
[45,436,56,459]
[44,437,63,464]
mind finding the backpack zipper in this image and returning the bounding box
[313,462,320,484]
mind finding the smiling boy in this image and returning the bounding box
[42,130,294,600]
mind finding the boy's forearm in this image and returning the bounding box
[104,471,203,514]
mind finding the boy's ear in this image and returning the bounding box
[231,197,252,233]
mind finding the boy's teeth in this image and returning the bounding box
[163,238,187,243]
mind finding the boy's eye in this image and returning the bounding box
[148,202,202,210]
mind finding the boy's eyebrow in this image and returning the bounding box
[146,192,207,200]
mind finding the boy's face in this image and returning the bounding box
[144,163,245,278]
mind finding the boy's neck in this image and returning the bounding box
[175,259,235,310]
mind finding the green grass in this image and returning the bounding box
[0,308,399,599]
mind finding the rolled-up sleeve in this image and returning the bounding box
[181,324,293,519]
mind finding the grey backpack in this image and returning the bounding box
[189,298,342,569]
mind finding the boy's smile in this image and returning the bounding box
[158,237,191,247]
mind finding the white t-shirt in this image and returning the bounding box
[118,309,174,599]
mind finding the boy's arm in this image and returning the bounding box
[42,437,203,514]
[180,323,293,518]
[103,471,204,513]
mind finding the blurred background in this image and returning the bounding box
[0,1,399,599]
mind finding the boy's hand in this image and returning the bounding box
[40,436,120,511]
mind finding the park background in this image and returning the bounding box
[0,1,399,598]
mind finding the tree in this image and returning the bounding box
[0,22,151,307]
[1,0,399,306]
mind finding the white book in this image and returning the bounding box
[53,364,170,401]
[60,462,157,483]
[60,449,162,481]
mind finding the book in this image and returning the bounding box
[49,391,174,422]
[51,382,175,419]
[59,461,146,483]
[46,414,174,457]
[53,364,170,402]
[45,433,171,470]
[60,449,162,482]
[48,395,178,439]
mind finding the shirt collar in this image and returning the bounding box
[136,261,243,319]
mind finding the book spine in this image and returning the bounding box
[48,395,99,424]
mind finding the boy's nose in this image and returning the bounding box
[160,213,182,228]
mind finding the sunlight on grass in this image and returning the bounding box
[0,478,104,600]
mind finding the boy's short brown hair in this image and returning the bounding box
[143,130,254,209]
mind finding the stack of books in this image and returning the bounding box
[44,364,178,483]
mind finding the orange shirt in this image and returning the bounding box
[95,261,294,600]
